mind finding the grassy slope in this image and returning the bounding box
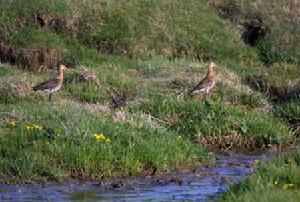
[211,0,300,65]
[0,98,209,182]
[0,0,259,68]
[0,0,299,186]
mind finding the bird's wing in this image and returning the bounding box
[32,78,60,91]
[191,77,214,93]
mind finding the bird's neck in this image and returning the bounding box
[207,66,214,78]
[57,69,64,82]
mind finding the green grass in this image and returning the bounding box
[136,97,292,145]
[0,52,298,184]
[220,149,300,202]
[0,47,298,184]
[0,0,260,69]
[0,101,210,183]
[212,0,300,65]
[276,100,300,136]
[0,0,299,187]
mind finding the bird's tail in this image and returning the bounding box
[32,85,40,91]
[190,85,200,94]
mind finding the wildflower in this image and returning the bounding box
[93,133,111,142]
[177,135,182,140]
[274,180,278,185]
[8,120,17,127]
[25,123,43,131]
[93,133,106,141]
[253,159,260,166]
[32,124,43,130]
[26,125,35,131]
[120,106,125,112]
[285,159,294,166]
[283,183,294,190]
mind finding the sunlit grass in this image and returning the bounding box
[0,101,210,183]
[136,96,292,146]
[0,0,299,187]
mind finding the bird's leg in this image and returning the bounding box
[204,91,209,101]
[48,93,52,102]
[203,91,211,107]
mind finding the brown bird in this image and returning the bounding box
[191,61,217,94]
[32,64,67,101]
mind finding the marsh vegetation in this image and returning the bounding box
[0,0,299,200]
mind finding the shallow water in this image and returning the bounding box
[0,153,264,201]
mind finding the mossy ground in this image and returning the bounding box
[0,3,299,200]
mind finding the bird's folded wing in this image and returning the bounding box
[191,78,214,92]
[32,78,60,91]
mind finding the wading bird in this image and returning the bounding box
[191,61,217,95]
[32,64,67,102]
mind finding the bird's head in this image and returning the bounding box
[208,61,217,69]
[59,64,67,70]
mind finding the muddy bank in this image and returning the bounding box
[0,43,62,70]
[0,153,264,201]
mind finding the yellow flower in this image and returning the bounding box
[25,123,43,131]
[26,125,34,131]
[120,106,125,112]
[8,121,17,127]
[93,133,111,142]
[93,133,105,140]
[32,124,43,130]
[283,183,294,190]
[274,180,278,185]
[253,159,260,166]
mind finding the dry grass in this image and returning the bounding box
[0,79,32,103]
[218,67,252,94]
[196,131,290,152]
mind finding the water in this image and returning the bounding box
[0,153,264,201]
